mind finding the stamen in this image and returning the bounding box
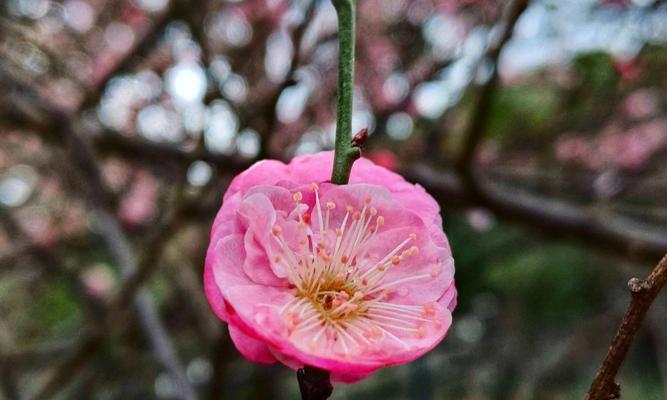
[312,183,325,236]
[269,190,438,353]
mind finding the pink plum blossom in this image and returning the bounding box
[118,170,158,226]
[204,151,456,382]
[623,89,658,120]
[82,264,116,300]
[367,149,399,171]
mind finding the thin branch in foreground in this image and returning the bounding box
[585,253,667,400]
[330,0,359,185]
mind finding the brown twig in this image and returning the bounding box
[585,253,667,400]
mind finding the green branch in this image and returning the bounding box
[330,0,359,185]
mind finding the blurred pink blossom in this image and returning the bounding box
[623,89,659,120]
[465,208,494,232]
[556,137,592,166]
[16,206,56,246]
[367,149,399,171]
[613,58,641,81]
[556,119,667,172]
[82,264,116,299]
[236,0,289,28]
[205,152,456,382]
[118,170,158,226]
[102,160,133,191]
[477,142,500,167]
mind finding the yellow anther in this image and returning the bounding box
[272,225,282,236]
[422,303,436,317]
[345,303,358,313]
[403,247,419,257]
[352,291,364,300]
[417,326,426,338]
[293,192,303,202]
[326,201,336,210]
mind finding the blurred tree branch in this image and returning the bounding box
[257,0,320,159]
[0,207,105,317]
[455,0,529,177]
[77,0,178,112]
[32,182,192,399]
[0,8,197,398]
[404,165,667,262]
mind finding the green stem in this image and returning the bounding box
[330,0,358,185]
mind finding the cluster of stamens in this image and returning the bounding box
[270,184,443,356]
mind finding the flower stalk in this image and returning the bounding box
[297,366,334,400]
[330,0,359,185]
[300,0,358,396]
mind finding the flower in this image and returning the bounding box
[204,151,456,382]
[367,149,399,171]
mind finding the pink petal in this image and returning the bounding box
[225,160,290,201]
[228,325,277,365]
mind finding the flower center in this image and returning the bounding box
[270,184,443,355]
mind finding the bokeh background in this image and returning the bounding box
[1,0,667,398]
